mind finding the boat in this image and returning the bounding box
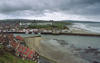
[25,31,29,34]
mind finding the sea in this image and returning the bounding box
[71,22,100,33]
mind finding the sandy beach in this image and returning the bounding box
[23,36,100,63]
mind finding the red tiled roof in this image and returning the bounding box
[0,36,3,39]
[16,45,35,58]
[19,46,25,52]
[17,45,23,51]
[9,41,13,45]
[16,35,24,41]
[23,48,30,55]
[20,46,26,53]
[27,50,34,59]
[13,43,19,48]
[9,42,19,48]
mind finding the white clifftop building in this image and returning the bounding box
[19,22,31,26]
[19,21,53,27]
[37,22,53,25]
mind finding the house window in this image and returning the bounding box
[37,56,39,58]
[33,58,35,60]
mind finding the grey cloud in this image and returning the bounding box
[0,0,57,12]
[56,0,100,15]
[0,0,100,18]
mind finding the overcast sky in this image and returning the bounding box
[0,0,100,21]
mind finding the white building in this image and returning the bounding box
[37,22,53,25]
[19,21,53,27]
[62,29,69,32]
[19,22,31,27]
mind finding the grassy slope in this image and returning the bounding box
[54,21,72,25]
[0,54,36,63]
[0,45,36,63]
[28,25,69,30]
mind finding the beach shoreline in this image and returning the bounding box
[23,36,100,63]
[67,25,94,34]
[67,23,100,34]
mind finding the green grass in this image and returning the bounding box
[28,25,69,30]
[0,54,37,63]
[28,25,50,29]
[54,21,72,25]
[0,44,6,53]
[0,44,3,49]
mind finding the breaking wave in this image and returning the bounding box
[73,23,100,33]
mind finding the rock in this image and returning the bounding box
[93,61,99,63]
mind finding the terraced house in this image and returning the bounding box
[0,33,41,63]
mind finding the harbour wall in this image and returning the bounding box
[0,32,100,37]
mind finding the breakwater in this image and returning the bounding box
[0,32,100,37]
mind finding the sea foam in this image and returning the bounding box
[72,23,100,33]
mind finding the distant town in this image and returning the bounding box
[0,19,71,63]
[0,19,71,34]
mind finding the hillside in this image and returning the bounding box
[28,25,69,30]
[0,44,36,63]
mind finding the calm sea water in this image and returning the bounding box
[41,35,100,49]
[14,34,100,50]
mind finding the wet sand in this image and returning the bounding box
[24,36,100,63]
